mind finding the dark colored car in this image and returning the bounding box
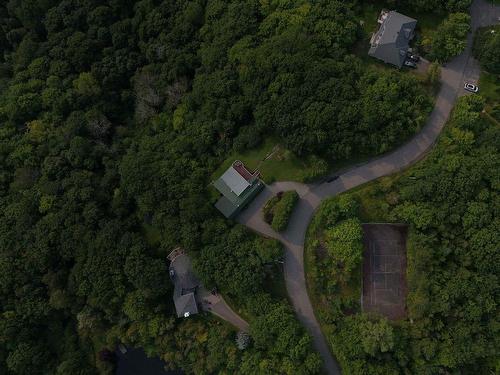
[326,175,339,183]
[404,60,417,69]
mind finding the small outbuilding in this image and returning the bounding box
[213,160,263,219]
[368,10,417,68]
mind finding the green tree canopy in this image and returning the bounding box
[425,12,471,62]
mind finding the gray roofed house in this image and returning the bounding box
[213,161,264,219]
[219,167,251,196]
[173,292,198,318]
[368,10,417,68]
[169,253,200,318]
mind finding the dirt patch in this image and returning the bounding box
[416,58,430,75]
[362,224,408,320]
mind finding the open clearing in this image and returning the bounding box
[362,224,408,320]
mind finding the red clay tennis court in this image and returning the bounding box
[362,224,408,320]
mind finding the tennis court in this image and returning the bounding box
[362,224,408,319]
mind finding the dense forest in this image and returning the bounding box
[306,95,499,374]
[0,0,481,374]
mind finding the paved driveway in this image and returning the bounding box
[238,1,499,373]
[199,287,249,332]
[170,252,249,331]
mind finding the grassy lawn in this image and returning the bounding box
[211,138,323,184]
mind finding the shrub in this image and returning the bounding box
[262,191,299,231]
[262,195,280,224]
[324,218,363,275]
[271,191,299,231]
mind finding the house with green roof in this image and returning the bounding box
[213,161,264,219]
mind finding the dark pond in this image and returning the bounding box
[115,347,182,375]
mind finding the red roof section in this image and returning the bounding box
[232,160,258,182]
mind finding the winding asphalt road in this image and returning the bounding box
[237,1,500,373]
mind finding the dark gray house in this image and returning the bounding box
[169,251,200,318]
[368,10,417,68]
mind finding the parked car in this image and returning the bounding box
[406,52,420,62]
[326,175,339,183]
[464,83,479,93]
[404,60,417,69]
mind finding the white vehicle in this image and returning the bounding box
[464,83,479,93]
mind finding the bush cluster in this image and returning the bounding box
[263,191,299,231]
